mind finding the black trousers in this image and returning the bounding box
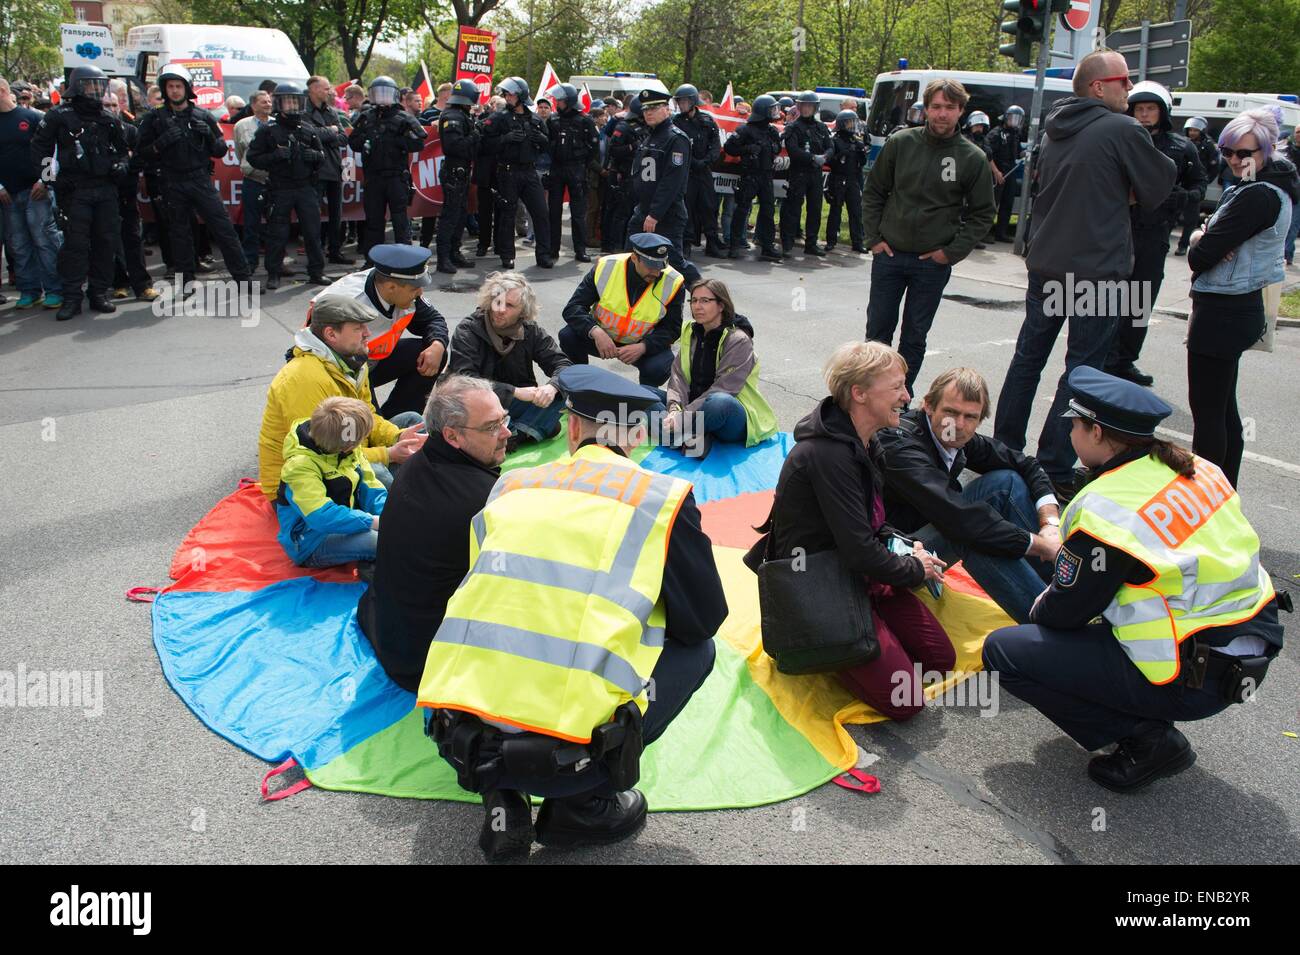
[316,179,344,256]
[627,203,700,284]
[1188,349,1246,488]
[494,163,550,263]
[160,175,251,283]
[114,179,151,293]
[144,174,174,272]
[475,181,495,254]
[994,176,1018,238]
[436,168,471,261]
[730,172,775,251]
[825,174,863,247]
[1105,228,1168,372]
[1179,187,1206,250]
[781,168,823,248]
[361,171,412,258]
[547,161,589,255]
[266,185,325,278]
[369,337,439,417]
[684,172,722,251]
[602,173,634,252]
[57,185,119,300]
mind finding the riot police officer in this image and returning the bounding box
[136,63,252,289]
[964,110,991,151]
[825,110,868,253]
[672,83,725,259]
[781,90,833,258]
[1176,117,1221,256]
[1105,82,1204,386]
[434,79,481,274]
[248,82,330,289]
[30,65,129,320]
[985,105,1026,242]
[479,77,554,270]
[627,89,698,283]
[348,76,428,259]
[544,83,600,263]
[473,100,500,260]
[601,98,646,252]
[723,93,782,262]
[890,101,925,137]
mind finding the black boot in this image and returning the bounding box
[704,238,727,258]
[574,251,592,263]
[804,244,826,257]
[1088,722,1196,793]
[476,243,491,258]
[436,256,458,275]
[759,246,783,263]
[478,789,534,861]
[56,297,83,322]
[451,249,473,268]
[306,273,332,286]
[87,295,117,313]
[1109,364,1155,387]
[265,273,281,291]
[535,789,647,848]
[1174,245,1188,257]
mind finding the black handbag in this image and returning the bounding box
[745,503,880,675]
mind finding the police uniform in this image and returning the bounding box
[722,95,783,261]
[780,103,833,256]
[626,90,700,284]
[247,84,329,287]
[558,233,685,387]
[983,368,1286,793]
[825,116,868,252]
[672,99,725,258]
[985,113,1026,242]
[309,244,449,418]
[30,67,130,320]
[546,87,601,261]
[601,105,645,252]
[479,79,554,270]
[347,81,428,258]
[419,364,727,860]
[434,82,480,274]
[136,64,252,288]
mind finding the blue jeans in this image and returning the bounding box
[2,188,62,295]
[698,392,748,443]
[241,179,267,272]
[992,271,1119,484]
[865,250,953,393]
[301,528,378,567]
[1285,198,1298,262]
[508,395,564,442]
[912,470,1049,625]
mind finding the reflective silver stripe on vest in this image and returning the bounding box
[1105,595,1172,629]
[436,617,650,699]
[592,255,672,322]
[471,512,487,550]
[1115,637,1179,663]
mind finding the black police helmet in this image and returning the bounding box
[626,97,643,120]
[273,80,306,118]
[750,94,779,124]
[552,83,580,110]
[795,90,819,105]
[835,109,857,132]
[447,79,479,108]
[368,75,399,107]
[68,65,109,104]
[498,76,532,106]
[674,84,699,108]
[777,96,795,109]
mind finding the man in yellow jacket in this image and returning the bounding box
[258,297,426,500]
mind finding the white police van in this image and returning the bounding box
[1170,92,1300,206]
[866,66,1073,168]
[568,71,670,104]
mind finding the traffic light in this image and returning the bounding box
[999,0,1049,68]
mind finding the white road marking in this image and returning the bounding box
[1156,426,1300,477]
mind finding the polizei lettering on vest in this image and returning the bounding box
[1139,465,1235,548]
[49,885,152,935]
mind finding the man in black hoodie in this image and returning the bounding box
[993,49,1176,498]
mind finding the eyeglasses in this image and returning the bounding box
[460,414,511,434]
[691,296,718,305]
[1095,74,1133,86]
[1220,146,1259,160]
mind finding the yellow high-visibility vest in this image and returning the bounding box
[591,253,684,344]
[676,321,778,447]
[417,444,693,742]
[1062,454,1275,685]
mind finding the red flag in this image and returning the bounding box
[537,61,561,106]
[719,82,734,111]
[415,61,434,108]
[579,83,593,114]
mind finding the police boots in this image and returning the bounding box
[478,789,534,862]
[450,249,474,268]
[1087,721,1196,793]
[534,788,648,848]
[436,255,458,275]
[56,296,83,322]
[87,294,117,314]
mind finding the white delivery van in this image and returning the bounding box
[568,71,670,104]
[126,24,309,115]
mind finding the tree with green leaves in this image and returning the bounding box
[0,0,70,83]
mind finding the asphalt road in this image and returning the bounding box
[2,239,1296,865]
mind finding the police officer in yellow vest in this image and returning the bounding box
[558,233,686,388]
[418,364,728,860]
[984,367,1287,793]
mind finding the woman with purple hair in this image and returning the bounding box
[1185,108,1300,487]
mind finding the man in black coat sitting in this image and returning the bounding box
[877,367,1061,623]
[357,375,509,691]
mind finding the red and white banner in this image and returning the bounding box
[454,26,497,105]
[138,124,452,223]
[174,58,224,114]
[536,61,562,107]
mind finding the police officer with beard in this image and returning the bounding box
[626,89,697,284]
[248,82,330,289]
[672,83,725,259]
[480,77,554,270]
[825,110,868,253]
[1104,82,1204,387]
[602,99,646,252]
[349,75,428,259]
[1176,117,1221,256]
[546,84,600,263]
[30,65,129,320]
[723,93,783,262]
[985,105,1026,242]
[136,63,252,290]
[434,80,481,274]
[780,91,833,258]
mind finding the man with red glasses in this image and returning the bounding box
[994,48,1177,502]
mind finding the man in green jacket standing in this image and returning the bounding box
[864,78,995,393]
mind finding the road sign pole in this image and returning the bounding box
[1138,20,1150,81]
[1013,14,1055,256]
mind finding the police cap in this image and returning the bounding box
[368,243,434,288]
[555,365,661,423]
[627,232,673,268]
[637,89,671,109]
[1062,366,1172,438]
